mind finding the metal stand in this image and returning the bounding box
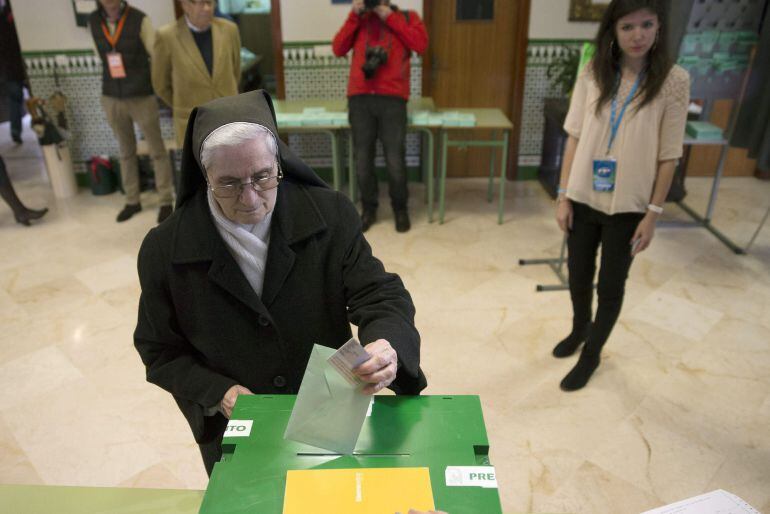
[519,236,570,292]
[664,94,755,254]
[745,206,770,253]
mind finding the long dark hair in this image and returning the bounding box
[592,0,672,115]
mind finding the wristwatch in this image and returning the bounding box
[647,203,663,214]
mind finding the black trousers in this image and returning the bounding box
[199,430,224,477]
[567,201,645,356]
[348,94,408,212]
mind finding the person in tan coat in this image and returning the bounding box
[152,0,241,148]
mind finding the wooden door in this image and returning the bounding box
[423,0,530,178]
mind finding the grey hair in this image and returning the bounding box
[199,122,278,174]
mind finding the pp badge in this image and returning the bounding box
[593,157,617,192]
[106,52,127,79]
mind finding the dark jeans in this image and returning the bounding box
[348,94,408,212]
[6,80,24,140]
[567,201,645,356]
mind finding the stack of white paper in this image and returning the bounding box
[641,489,760,514]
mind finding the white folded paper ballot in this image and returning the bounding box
[283,343,371,454]
[640,489,759,514]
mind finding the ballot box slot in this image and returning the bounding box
[474,445,490,465]
[296,452,411,457]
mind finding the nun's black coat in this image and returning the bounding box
[134,91,425,447]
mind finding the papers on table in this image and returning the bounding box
[685,121,724,141]
[410,110,476,127]
[640,489,760,514]
[275,107,477,128]
[283,342,371,454]
[283,467,435,514]
[275,108,348,128]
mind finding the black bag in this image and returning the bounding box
[88,156,118,195]
[111,156,156,194]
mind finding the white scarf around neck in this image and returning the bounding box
[207,190,273,297]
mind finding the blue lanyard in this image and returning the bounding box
[607,72,643,154]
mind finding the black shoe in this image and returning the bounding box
[157,205,173,223]
[116,203,142,222]
[12,136,22,145]
[560,352,601,391]
[552,323,590,358]
[361,208,377,232]
[14,207,48,226]
[394,210,411,233]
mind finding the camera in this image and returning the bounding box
[362,45,388,79]
[364,0,380,9]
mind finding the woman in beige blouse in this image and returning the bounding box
[554,0,690,391]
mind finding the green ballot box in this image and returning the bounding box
[199,395,503,514]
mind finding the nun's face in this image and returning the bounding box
[206,133,279,225]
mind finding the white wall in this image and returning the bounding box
[13,0,175,52]
[529,0,599,40]
[12,0,596,51]
[280,0,423,43]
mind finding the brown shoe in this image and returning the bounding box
[116,203,142,222]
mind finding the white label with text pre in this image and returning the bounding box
[445,466,498,488]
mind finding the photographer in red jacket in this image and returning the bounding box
[333,0,428,233]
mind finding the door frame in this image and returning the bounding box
[172,0,286,98]
[421,0,531,180]
[270,0,285,98]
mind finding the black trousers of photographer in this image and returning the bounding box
[567,201,644,356]
[348,94,408,213]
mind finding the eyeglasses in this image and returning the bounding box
[209,170,283,199]
[185,0,216,8]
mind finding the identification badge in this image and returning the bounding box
[593,157,617,192]
[106,52,127,79]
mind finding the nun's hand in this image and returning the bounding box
[354,339,398,395]
[220,384,253,419]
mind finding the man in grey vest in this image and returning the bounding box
[90,0,174,223]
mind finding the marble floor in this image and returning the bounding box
[1,121,769,514]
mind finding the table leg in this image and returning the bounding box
[705,142,729,222]
[439,130,448,224]
[420,131,428,205]
[487,130,496,203]
[328,131,340,191]
[498,130,509,225]
[421,128,435,223]
[348,135,356,201]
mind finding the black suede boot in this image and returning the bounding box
[560,349,601,391]
[14,208,48,226]
[552,322,591,358]
[0,156,48,226]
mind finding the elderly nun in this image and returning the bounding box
[134,90,425,475]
